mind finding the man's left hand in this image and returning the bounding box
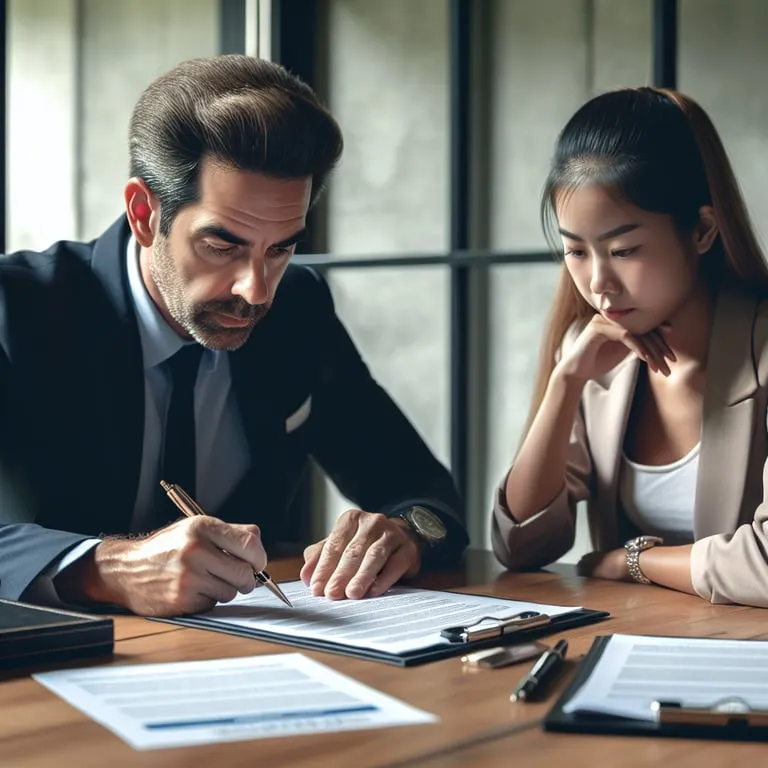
[300,509,424,600]
[576,548,629,581]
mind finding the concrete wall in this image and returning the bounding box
[7,0,78,251]
[79,0,219,239]
[6,0,219,252]
[679,0,768,249]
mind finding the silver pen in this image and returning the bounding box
[160,480,293,608]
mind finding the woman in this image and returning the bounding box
[493,86,768,607]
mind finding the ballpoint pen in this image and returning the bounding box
[510,638,568,702]
[160,480,293,608]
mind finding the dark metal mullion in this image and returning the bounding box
[0,0,6,253]
[449,0,472,503]
[295,250,552,270]
[652,0,678,88]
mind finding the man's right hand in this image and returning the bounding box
[55,517,266,616]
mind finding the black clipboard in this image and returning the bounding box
[0,599,114,669]
[156,590,608,667]
[544,635,768,742]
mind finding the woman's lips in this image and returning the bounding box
[602,308,634,321]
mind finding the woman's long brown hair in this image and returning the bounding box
[521,87,768,444]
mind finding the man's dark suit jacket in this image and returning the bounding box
[0,217,467,601]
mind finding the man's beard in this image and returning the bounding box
[149,239,271,350]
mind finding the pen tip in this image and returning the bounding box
[160,480,171,491]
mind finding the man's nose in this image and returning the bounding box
[232,260,269,306]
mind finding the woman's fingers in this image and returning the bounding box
[616,330,657,371]
[641,334,671,376]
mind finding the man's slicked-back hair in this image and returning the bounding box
[128,55,343,235]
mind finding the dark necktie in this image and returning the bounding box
[160,345,204,504]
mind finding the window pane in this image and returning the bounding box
[7,0,79,251]
[7,0,220,253]
[323,267,450,527]
[679,0,768,247]
[79,0,220,239]
[488,0,652,251]
[325,0,449,256]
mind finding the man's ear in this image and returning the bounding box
[693,205,719,255]
[124,179,160,247]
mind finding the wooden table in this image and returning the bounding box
[1,552,766,767]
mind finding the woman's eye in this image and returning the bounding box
[612,247,637,259]
[564,249,585,258]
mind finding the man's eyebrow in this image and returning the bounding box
[273,228,308,249]
[559,223,641,242]
[195,225,251,247]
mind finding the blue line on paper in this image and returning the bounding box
[144,705,380,731]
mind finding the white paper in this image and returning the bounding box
[200,580,581,655]
[34,653,436,750]
[563,633,768,722]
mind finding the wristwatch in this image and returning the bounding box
[624,535,664,584]
[398,506,447,548]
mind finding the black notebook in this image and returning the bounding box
[544,634,768,742]
[157,581,609,667]
[0,599,114,669]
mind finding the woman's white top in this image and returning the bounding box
[619,442,700,545]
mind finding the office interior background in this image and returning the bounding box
[5,0,768,562]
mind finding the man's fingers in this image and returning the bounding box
[195,572,240,607]
[300,541,324,585]
[190,518,267,573]
[321,513,391,599]
[323,534,374,599]
[324,534,389,600]
[309,511,363,595]
[365,544,415,598]
[344,536,409,599]
[178,535,257,595]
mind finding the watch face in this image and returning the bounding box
[409,506,447,542]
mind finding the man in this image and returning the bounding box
[0,55,466,616]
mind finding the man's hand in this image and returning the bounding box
[55,517,267,617]
[576,548,630,581]
[300,509,423,600]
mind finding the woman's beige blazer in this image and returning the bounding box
[492,287,768,607]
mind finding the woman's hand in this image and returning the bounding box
[577,548,630,581]
[557,314,676,383]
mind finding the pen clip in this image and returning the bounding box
[441,611,551,643]
[652,696,768,728]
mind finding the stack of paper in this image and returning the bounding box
[563,634,768,722]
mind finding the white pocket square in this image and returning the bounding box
[285,395,312,433]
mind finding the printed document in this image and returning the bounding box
[34,653,436,750]
[563,633,768,722]
[199,580,580,654]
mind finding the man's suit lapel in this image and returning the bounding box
[695,289,758,539]
[89,217,145,533]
